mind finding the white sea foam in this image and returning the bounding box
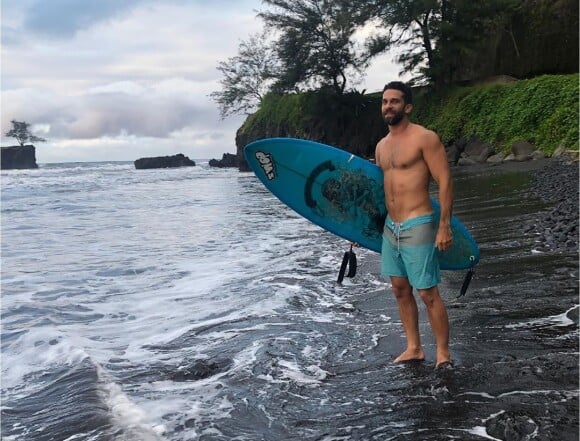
[465,426,503,440]
[277,359,329,385]
[506,304,579,329]
[1,327,91,393]
[97,365,166,441]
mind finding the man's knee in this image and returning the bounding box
[418,286,440,307]
[390,277,412,299]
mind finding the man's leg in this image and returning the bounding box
[418,286,450,366]
[390,276,425,362]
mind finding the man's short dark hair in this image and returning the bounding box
[383,81,413,105]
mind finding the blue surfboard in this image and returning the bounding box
[244,138,479,270]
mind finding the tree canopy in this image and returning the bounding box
[364,0,518,85]
[5,120,47,146]
[259,0,367,95]
[212,0,555,116]
[210,33,279,118]
[211,0,369,116]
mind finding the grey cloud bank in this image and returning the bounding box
[1,1,399,163]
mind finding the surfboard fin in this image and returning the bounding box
[337,244,357,284]
[458,267,475,297]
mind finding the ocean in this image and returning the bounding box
[1,161,578,440]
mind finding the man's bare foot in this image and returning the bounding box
[394,348,425,363]
[436,352,452,368]
[435,360,453,370]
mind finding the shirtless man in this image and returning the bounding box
[375,81,453,368]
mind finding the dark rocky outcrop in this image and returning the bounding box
[209,153,238,168]
[134,154,195,170]
[509,140,536,161]
[486,412,539,441]
[450,137,548,166]
[169,359,233,382]
[1,145,38,170]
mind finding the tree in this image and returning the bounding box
[5,120,47,146]
[210,33,279,118]
[259,0,368,95]
[364,0,518,86]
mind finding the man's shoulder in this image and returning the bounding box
[410,123,440,143]
[410,123,435,135]
[376,134,390,147]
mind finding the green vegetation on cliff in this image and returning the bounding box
[238,74,579,160]
[238,88,385,159]
[413,74,579,154]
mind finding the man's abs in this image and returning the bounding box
[384,169,432,223]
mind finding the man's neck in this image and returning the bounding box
[388,118,410,135]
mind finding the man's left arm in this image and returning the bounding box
[422,131,453,251]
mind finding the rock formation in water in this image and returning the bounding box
[1,145,39,169]
[134,154,195,169]
[209,153,238,168]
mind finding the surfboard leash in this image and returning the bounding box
[337,243,357,284]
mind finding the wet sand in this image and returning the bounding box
[349,157,578,440]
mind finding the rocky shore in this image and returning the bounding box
[527,158,579,253]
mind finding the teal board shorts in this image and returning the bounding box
[381,213,440,289]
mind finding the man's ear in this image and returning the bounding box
[405,103,413,115]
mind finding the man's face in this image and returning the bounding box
[381,89,411,126]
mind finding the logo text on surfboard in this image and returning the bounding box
[255,151,276,180]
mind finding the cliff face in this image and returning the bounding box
[236,92,385,171]
[1,145,39,169]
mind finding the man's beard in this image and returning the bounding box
[383,110,405,126]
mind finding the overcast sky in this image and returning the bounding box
[1,0,404,163]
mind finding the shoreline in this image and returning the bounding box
[456,157,578,253]
[451,157,554,177]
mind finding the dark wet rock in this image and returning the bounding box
[464,138,492,159]
[477,144,495,163]
[428,384,452,400]
[487,152,506,163]
[511,141,536,161]
[446,143,462,165]
[453,137,553,167]
[209,152,238,168]
[1,145,38,169]
[531,150,546,160]
[458,156,478,166]
[486,412,538,441]
[134,153,195,169]
[170,359,232,381]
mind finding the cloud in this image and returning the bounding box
[22,0,147,38]
[2,78,247,162]
[1,1,404,163]
[1,2,262,162]
[3,79,221,139]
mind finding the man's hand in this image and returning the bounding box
[436,225,453,251]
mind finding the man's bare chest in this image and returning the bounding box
[384,144,423,170]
